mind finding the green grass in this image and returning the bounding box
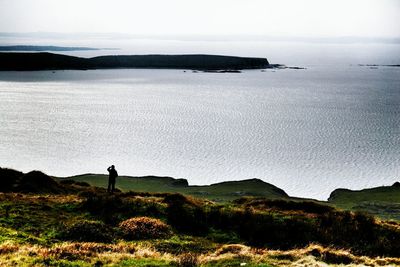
[0,195,91,245]
[118,259,174,267]
[63,174,400,221]
[60,174,288,202]
[329,186,400,220]
[202,259,273,267]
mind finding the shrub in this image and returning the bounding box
[164,194,208,234]
[119,217,172,240]
[80,192,164,224]
[60,220,114,243]
[207,206,315,249]
[18,171,64,194]
[0,167,23,192]
[80,192,127,224]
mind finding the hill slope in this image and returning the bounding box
[328,183,400,220]
[63,174,288,201]
[1,168,400,266]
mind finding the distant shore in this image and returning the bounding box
[0,45,101,52]
[0,52,270,71]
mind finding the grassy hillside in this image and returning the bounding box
[62,174,289,202]
[1,167,400,266]
[64,174,400,220]
[328,184,400,221]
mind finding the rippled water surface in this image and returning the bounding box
[0,65,399,199]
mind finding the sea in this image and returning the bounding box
[0,38,399,199]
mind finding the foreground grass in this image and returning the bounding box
[1,241,400,266]
[1,167,400,266]
[1,192,400,266]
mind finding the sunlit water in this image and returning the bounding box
[0,40,399,199]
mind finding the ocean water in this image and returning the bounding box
[0,41,399,199]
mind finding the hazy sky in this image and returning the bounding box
[0,0,399,38]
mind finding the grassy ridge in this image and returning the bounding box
[329,185,400,220]
[62,174,289,202]
[64,174,400,220]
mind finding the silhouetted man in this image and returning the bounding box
[107,165,118,193]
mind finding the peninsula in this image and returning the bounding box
[0,52,270,71]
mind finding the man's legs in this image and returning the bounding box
[107,179,111,192]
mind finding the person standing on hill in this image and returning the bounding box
[107,165,118,193]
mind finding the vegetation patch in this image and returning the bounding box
[153,236,216,255]
[119,217,172,240]
[1,168,400,266]
[59,220,114,243]
[177,252,199,267]
[214,244,250,256]
[0,242,19,254]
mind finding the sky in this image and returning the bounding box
[0,0,399,38]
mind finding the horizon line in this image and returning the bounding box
[1,32,400,44]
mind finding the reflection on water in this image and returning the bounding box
[0,65,399,200]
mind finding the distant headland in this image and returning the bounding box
[0,52,270,71]
[0,45,101,52]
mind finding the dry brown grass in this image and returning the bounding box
[119,217,172,240]
[0,242,19,255]
[214,244,251,256]
[201,243,400,267]
[0,241,399,266]
[0,241,175,266]
[0,192,83,204]
[177,252,199,267]
[380,219,400,230]
[38,242,135,260]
